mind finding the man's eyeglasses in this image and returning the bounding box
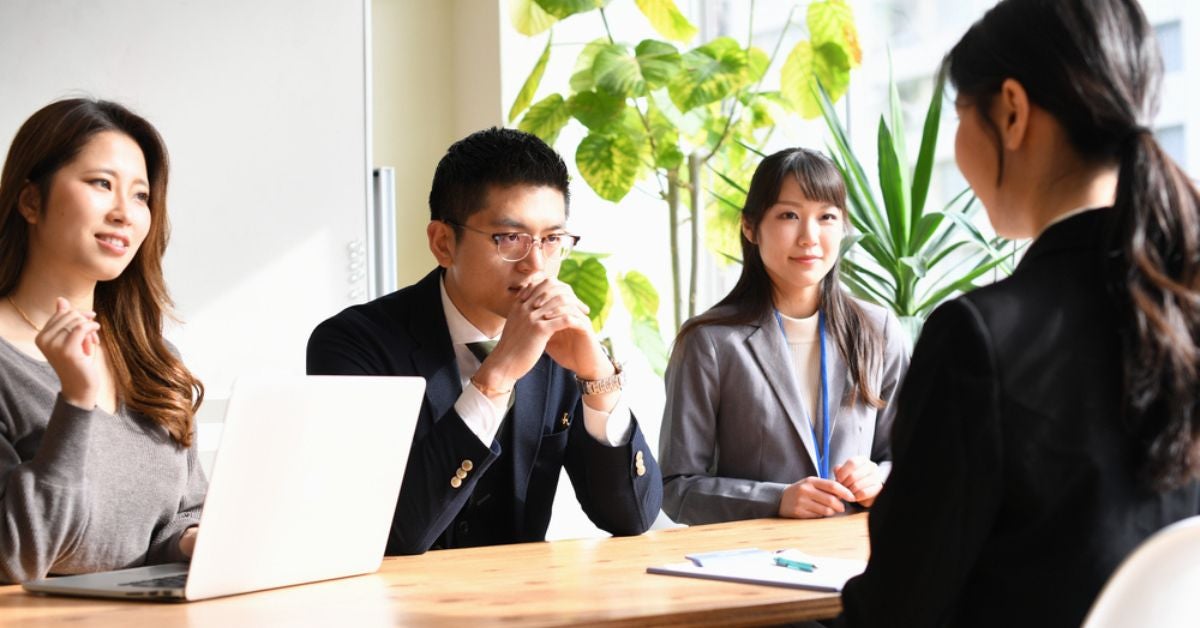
[445,221,581,263]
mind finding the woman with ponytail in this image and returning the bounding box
[0,99,206,583]
[659,148,909,524]
[839,0,1200,625]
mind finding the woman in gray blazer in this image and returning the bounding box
[660,148,909,525]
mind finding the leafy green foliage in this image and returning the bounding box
[668,37,757,113]
[820,71,1018,335]
[509,0,864,365]
[779,0,860,119]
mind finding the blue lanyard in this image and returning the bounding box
[775,310,832,480]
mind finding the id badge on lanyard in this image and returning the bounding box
[775,310,832,480]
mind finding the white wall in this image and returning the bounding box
[0,0,372,468]
[373,0,506,288]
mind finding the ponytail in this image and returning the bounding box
[1115,128,1200,490]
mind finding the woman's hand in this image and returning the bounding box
[178,526,199,558]
[35,297,102,410]
[834,456,884,507]
[779,477,857,518]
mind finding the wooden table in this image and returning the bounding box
[0,513,868,627]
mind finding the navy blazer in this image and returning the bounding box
[839,208,1200,626]
[306,268,662,554]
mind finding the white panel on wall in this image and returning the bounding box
[0,0,372,409]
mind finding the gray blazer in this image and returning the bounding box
[660,300,910,525]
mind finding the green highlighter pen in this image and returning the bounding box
[773,555,816,572]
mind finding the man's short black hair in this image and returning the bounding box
[428,127,571,229]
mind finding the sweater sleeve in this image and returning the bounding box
[147,430,207,565]
[0,397,97,584]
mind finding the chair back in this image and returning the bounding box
[1083,515,1200,628]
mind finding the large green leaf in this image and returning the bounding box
[633,0,697,42]
[815,42,853,103]
[593,44,642,96]
[636,40,682,89]
[510,0,558,36]
[911,69,947,221]
[617,271,659,320]
[645,102,684,169]
[518,94,571,145]
[614,108,655,179]
[509,35,553,123]
[618,271,668,375]
[745,46,770,83]
[782,37,854,120]
[667,37,750,112]
[558,255,611,331]
[570,39,609,93]
[534,0,608,20]
[592,40,680,97]
[650,87,702,135]
[807,0,861,67]
[567,88,625,131]
[780,41,819,118]
[909,211,946,254]
[577,132,639,201]
[631,317,669,376]
[877,116,910,255]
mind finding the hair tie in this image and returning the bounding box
[1124,125,1153,145]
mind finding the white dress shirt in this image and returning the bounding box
[441,279,633,447]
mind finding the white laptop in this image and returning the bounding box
[23,374,424,601]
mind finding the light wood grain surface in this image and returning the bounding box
[0,513,869,627]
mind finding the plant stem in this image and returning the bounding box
[668,169,683,332]
[599,8,616,44]
[703,2,795,162]
[688,153,702,319]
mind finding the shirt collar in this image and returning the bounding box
[439,277,498,346]
[1038,205,1103,238]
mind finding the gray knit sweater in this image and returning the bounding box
[0,336,206,583]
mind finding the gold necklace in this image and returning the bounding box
[6,296,43,332]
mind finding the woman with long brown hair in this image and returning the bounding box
[839,0,1200,624]
[659,148,909,524]
[0,99,206,583]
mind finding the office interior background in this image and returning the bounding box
[0,0,1195,540]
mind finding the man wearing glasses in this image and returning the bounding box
[306,127,662,554]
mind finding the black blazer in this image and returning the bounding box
[306,268,662,555]
[840,208,1200,627]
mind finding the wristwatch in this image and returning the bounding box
[576,360,624,395]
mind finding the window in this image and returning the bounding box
[1156,125,1187,172]
[1156,20,1183,74]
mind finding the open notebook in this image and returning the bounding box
[648,548,867,592]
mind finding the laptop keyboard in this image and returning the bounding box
[119,574,188,589]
